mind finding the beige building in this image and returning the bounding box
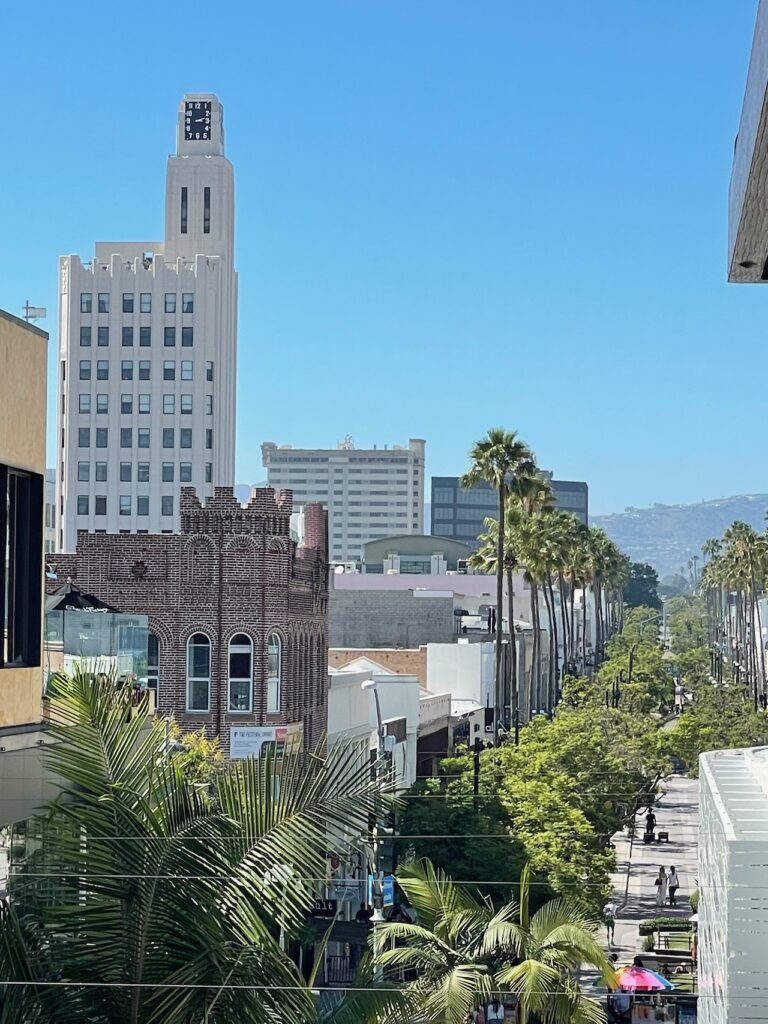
[0,308,49,825]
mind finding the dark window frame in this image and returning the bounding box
[0,466,43,669]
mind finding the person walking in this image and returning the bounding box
[654,866,667,908]
[667,866,680,907]
[603,899,619,945]
[486,998,504,1024]
[645,808,657,834]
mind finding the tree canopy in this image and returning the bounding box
[623,562,662,610]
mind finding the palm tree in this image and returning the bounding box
[373,860,610,1024]
[462,429,536,734]
[0,670,394,1024]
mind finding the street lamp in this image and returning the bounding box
[627,612,661,685]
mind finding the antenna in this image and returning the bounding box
[22,301,47,323]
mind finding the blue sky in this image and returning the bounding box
[0,1,761,515]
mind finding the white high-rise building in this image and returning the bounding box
[699,746,768,1024]
[57,94,237,551]
[261,438,426,562]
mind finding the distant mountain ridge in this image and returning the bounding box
[592,494,768,578]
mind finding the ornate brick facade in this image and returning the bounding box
[47,487,328,754]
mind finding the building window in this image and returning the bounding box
[227,634,253,713]
[180,187,188,234]
[120,463,132,482]
[77,462,89,482]
[79,360,91,381]
[186,633,211,712]
[163,394,175,415]
[182,293,194,313]
[203,186,211,233]
[97,394,108,414]
[205,463,212,484]
[181,360,193,380]
[162,495,173,516]
[164,326,176,347]
[162,429,174,449]
[119,496,131,516]
[97,361,109,380]
[163,361,175,381]
[137,495,149,516]
[122,293,134,313]
[181,395,193,415]
[122,326,133,347]
[120,428,132,449]
[96,428,108,449]
[78,428,90,448]
[164,293,176,314]
[80,326,91,347]
[180,462,192,482]
[137,462,150,482]
[180,428,192,449]
[138,428,150,449]
[121,394,133,415]
[140,293,151,313]
[205,395,213,415]
[97,326,109,347]
[267,633,282,713]
[78,394,91,414]
[139,326,151,347]
[162,463,174,482]
[97,293,109,313]
[181,327,193,347]
[139,360,150,381]
[80,292,92,313]
[1,467,43,668]
[77,494,89,515]
[147,633,160,692]
[95,495,107,516]
[95,462,108,482]
[121,361,133,381]
[139,394,150,414]
[205,429,213,450]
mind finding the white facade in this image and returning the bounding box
[261,438,426,562]
[57,94,237,551]
[44,468,56,555]
[699,746,768,1024]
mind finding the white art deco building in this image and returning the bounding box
[699,746,768,1024]
[56,94,237,551]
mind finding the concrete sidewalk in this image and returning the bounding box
[608,774,699,958]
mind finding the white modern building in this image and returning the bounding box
[57,93,237,551]
[699,746,768,1024]
[261,438,426,562]
[44,468,56,555]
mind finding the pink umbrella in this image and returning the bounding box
[614,966,675,992]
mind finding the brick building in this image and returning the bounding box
[48,487,329,754]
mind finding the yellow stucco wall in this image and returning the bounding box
[0,310,47,473]
[0,309,48,728]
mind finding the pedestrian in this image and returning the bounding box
[475,1007,486,1024]
[645,808,657,834]
[486,999,504,1024]
[667,866,680,907]
[654,866,667,908]
[603,899,619,945]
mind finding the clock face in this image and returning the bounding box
[184,101,212,141]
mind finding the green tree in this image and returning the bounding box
[0,671,393,1023]
[623,562,662,611]
[374,860,611,1024]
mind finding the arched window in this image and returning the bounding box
[146,633,160,693]
[187,633,211,712]
[267,633,282,713]
[228,633,252,713]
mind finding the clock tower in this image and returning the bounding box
[165,93,234,263]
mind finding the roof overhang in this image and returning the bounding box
[729,0,768,281]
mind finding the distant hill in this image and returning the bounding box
[593,495,768,578]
